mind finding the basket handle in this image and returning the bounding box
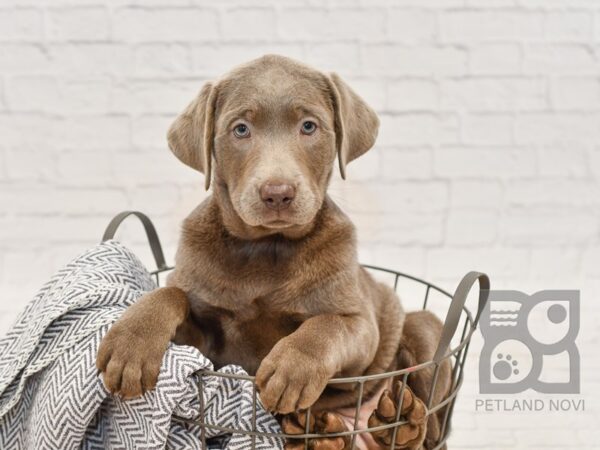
[101,211,169,272]
[432,271,490,363]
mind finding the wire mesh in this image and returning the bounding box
[155,264,480,450]
[102,211,486,450]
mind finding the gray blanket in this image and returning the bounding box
[0,240,283,450]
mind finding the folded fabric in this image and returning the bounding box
[0,240,283,450]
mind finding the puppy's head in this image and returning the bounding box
[168,55,378,232]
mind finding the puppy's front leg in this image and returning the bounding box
[256,313,377,414]
[96,286,189,398]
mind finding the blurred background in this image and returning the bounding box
[0,0,598,447]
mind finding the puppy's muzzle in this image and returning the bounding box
[260,182,296,211]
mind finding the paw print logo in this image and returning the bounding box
[494,354,519,380]
[479,290,580,394]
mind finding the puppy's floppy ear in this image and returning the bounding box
[167,82,218,190]
[326,73,380,179]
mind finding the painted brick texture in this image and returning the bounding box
[0,1,598,447]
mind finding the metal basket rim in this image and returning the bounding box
[151,264,476,384]
[103,211,485,449]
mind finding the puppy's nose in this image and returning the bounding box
[260,182,296,210]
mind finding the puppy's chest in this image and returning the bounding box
[196,288,307,325]
[193,294,306,372]
[228,297,304,341]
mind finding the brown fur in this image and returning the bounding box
[96,55,451,449]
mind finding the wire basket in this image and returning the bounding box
[103,211,490,450]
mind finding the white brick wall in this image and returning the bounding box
[0,1,599,447]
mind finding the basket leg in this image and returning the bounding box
[441,337,471,440]
[426,363,441,409]
[349,381,365,450]
[388,372,409,450]
[304,407,311,450]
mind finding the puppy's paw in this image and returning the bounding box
[96,318,169,399]
[282,410,349,450]
[255,340,332,414]
[368,381,427,449]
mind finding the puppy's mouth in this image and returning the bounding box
[259,209,303,229]
[262,210,310,229]
[263,219,294,229]
[238,205,319,230]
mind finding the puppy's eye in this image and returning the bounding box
[301,121,317,135]
[233,124,250,138]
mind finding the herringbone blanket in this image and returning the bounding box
[0,240,283,450]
